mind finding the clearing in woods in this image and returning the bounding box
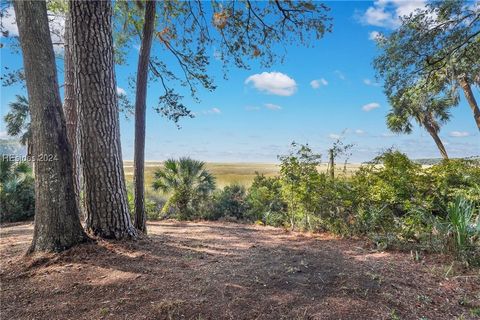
[1,221,479,319]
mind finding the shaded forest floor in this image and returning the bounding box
[1,221,479,320]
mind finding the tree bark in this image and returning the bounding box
[424,121,449,160]
[13,0,88,252]
[328,148,334,180]
[458,76,480,131]
[70,0,137,239]
[134,0,156,234]
[63,8,83,222]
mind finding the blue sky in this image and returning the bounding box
[1,1,479,163]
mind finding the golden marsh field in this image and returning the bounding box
[123,161,362,190]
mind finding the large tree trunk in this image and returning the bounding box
[424,121,449,160]
[70,0,137,239]
[63,8,83,222]
[458,76,480,131]
[13,0,88,252]
[134,0,156,234]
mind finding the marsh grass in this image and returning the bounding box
[124,161,361,190]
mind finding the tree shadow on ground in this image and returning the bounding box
[0,221,478,320]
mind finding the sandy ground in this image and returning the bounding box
[1,221,479,320]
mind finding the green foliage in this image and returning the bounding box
[374,0,480,98]
[210,184,249,220]
[4,95,30,146]
[353,150,423,215]
[446,197,479,261]
[278,142,322,230]
[0,158,35,222]
[151,150,479,263]
[152,157,216,219]
[426,159,480,208]
[374,0,480,149]
[246,173,286,224]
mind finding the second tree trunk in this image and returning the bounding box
[134,0,156,233]
[63,9,83,222]
[458,76,480,131]
[70,0,136,239]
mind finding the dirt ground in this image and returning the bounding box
[1,221,479,320]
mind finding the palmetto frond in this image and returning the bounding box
[5,95,29,134]
[387,78,456,134]
[0,157,14,184]
[0,158,33,192]
[4,95,31,146]
[152,157,216,205]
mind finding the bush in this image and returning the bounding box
[426,159,480,211]
[278,142,323,230]
[150,149,479,264]
[352,150,423,216]
[246,173,286,223]
[151,158,216,219]
[446,197,480,263]
[211,184,249,220]
[0,159,35,222]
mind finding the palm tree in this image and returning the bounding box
[0,157,34,222]
[0,158,31,185]
[386,81,456,160]
[4,95,32,158]
[152,157,216,218]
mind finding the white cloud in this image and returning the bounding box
[363,78,380,86]
[381,132,395,137]
[368,31,381,41]
[245,72,297,96]
[334,70,346,80]
[328,133,341,140]
[391,0,426,16]
[363,6,396,28]
[48,12,66,54]
[449,131,470,137]
[0,131,8,139]
[362,102,381,112]
[359,0,426,29]
[201,107,221,115]
[1,7,18,37]
[264,103,282,111]
[310,78,328,89]
[355,129,366,135]
[2,7,65,53]
[116,86,126,95]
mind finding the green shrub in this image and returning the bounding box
[426,159,480,211]
[352,150,423,216]
[139,149,479,264]
[278,142,323,230]
[152,158,216,219]
[211,184,249,220]
[446,197,479,262]
[0,159,35,222]
[246,173,286,223]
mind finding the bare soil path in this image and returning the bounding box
[1,221,479,320]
